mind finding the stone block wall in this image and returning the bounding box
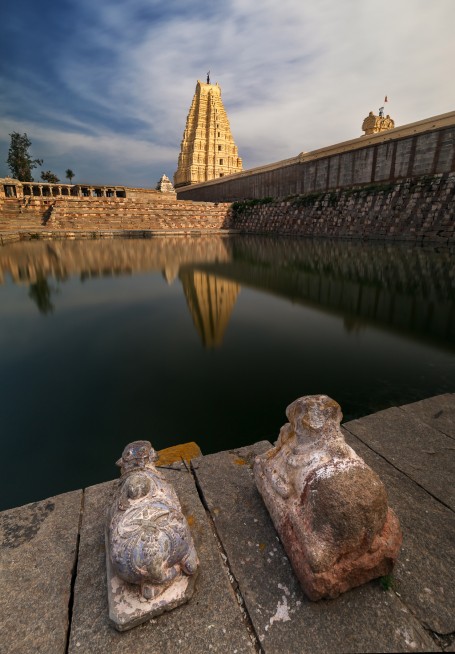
[0,196,233,233]
[177,115,455,203]
[229,173,455,244]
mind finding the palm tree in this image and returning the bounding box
[65,169,75,183]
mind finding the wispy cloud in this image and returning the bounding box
[1,0,454,186]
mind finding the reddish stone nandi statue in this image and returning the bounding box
[254,395,402,600]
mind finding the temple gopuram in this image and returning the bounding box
[174,79,243,188]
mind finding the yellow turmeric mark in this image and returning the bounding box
[233,457,247,465]
[156,442,202,466]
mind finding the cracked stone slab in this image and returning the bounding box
[68,469,255,653]
[399,393,455,440]
[344,407,455,510]
[193,444,437,654]
[0,490,82,654]
[342,427,455,635]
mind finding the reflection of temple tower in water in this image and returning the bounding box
[179,270,240,348]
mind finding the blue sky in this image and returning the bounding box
[1,0,455,188]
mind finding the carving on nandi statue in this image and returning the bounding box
[106,440,199,631]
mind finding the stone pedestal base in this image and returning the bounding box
[105,533,198,632]
[256,474,401,600]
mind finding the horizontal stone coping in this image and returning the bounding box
[180,109,455,190]
[0,196,231,207]
[0,179,167,193]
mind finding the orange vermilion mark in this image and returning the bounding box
[233,457,247,465]
[156,442,202,466]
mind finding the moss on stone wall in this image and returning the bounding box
[232,197,274,215]
[229,173,455,244]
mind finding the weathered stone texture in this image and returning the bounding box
[193,443,437,653]
[253,396,402,601]
[0,490,82,654]
[342,426,455,635]
[68,473,255,653]
[412,132,439,176]
[399,393,455,440]
[106,441,199,631]
[0,195,233,234]
[229,172,455,244]
[436,130,455,172]
[374,141,395,181]
[344,406,455,511]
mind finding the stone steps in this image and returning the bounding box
[0,196,233,233]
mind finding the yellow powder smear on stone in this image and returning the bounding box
[156,442,202,466]
[233,457,247,465]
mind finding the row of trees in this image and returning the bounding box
[6,132,75,184]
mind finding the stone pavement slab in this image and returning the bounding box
[400,393,455,440]
[68,469,255,654]
[192,443,437,654]
[344,407,455,510]
[342,427,455,635]
[0,490,82,654]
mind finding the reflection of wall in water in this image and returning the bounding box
[179,269,240,348]
[220,266,455,344]
[201,238,455,346]
[1,236,453,348]
[231,237,455,302]
[0,237,233,285]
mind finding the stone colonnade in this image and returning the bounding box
[0,179,127,200]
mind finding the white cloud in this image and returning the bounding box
[2,0,455,185]
[0,117,176,186]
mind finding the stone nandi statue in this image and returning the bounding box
[254,395,402,600]
[106,440,199,630]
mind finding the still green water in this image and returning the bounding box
[0,235,454,510]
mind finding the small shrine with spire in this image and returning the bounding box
[155,174,175,193]
[362,96,395,135]
[174,76,243,188]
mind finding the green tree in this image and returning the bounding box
[7,132,43,181]
[41,170,60,183]
[65,168,75,183]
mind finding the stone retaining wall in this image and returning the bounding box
[230,173,455,243]
[177,111,455,202]
[0,196,232,233]
[1,173,454,245]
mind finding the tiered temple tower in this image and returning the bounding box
[179,269,240,348]
[174,80,243,188]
